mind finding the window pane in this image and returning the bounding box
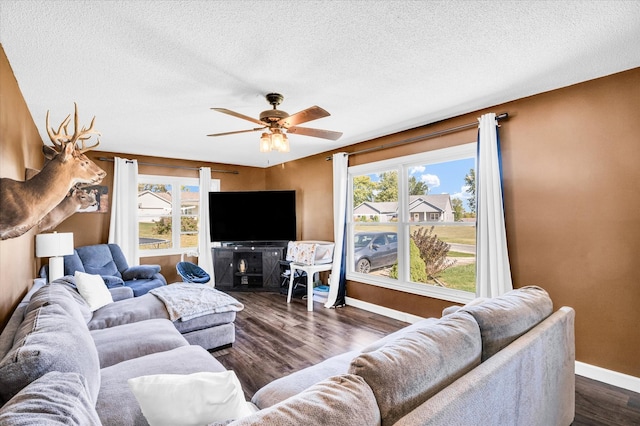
[138,218,172,250]
[352,224,399,279]
[352,169,399,279]
[353,170,398,223]
[408,224,476,292]
[138,183,173,250]
[348,143,477,297]
[180,185,199,248]
[406,159,476,292]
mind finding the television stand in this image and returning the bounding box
[212,245,285,291]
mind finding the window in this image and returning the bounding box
[138,175,200,256]
[347,143,477,303]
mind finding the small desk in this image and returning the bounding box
[287,262,333,311]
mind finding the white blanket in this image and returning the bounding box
[150,283,244,321]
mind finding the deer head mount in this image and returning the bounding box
[45,102,101,154]
[0,103,106,240]
[37,186,98,233]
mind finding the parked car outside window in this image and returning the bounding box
[354,231,398,273]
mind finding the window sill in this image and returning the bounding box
[346,272,475,304]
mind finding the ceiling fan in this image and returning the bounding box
[207,93,343,150]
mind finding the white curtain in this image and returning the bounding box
[476,113,513,297]
[108,157,139,266]
[325,152,349,308]
[198,167,215,287]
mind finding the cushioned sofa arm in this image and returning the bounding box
[101,275,125,288]
[122,265,161,280]
[108,286,134,301]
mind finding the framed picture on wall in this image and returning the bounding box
[77,185,109,213]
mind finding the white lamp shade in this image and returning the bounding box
[36,232,74,258]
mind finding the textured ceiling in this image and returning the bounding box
[1,1,639,168]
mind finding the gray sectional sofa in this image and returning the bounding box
[225,285,576,425]
[0,278,238,425]
[0,283,575,425]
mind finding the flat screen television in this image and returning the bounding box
[208,190,296,244]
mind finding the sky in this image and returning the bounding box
[409,157,475,202]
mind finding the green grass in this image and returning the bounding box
[430,263,476,293]
[448,251,475,258]
[138,222,197,250]
[420,225,475,245]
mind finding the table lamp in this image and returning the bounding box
[36,232,74,282]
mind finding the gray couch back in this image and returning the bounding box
[0,283,100,405]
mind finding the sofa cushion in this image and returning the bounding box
[0,303,100,405]
[87,293,169,330]
[73,244,123,278]
[24,282,91,324]
[91,319,189,368]
[75,271,114,311]
[359,317,438,353]
[96,345,226,426]
[460,285,553,361]
[173,310,237,334]
[109,285,135,301]
[0,371,101,425]
[227,374,380,426]
[128,371,253,426]
[441,296,489,316]
[252,350,359,409]
[127,278,167,297]
[348,311,482,425]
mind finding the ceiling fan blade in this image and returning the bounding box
[207,127,266,137]
[211,108,265,126]
[278,106,330,128]
[287,126,343,141]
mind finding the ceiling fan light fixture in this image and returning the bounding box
[260,129,290,153]
[259,132,271,152]
[279,133,290,153]
[271,129,287,153]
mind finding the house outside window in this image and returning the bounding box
[347,143,477,302]
[138,175,200,256]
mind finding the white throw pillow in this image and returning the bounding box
[74,271,113,311]
[128,371,253,426]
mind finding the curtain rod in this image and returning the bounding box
[97,157,239,174]
[326,112,508,160]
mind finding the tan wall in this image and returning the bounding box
[0,45,46,329]
[1,39,638,376]
[268,68,640,377]
[265,156,336,242]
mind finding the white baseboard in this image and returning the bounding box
[345,297,640,394]
[344,297,424,324]
[575,361,640,393]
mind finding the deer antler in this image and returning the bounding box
[75,114,101,153]
[77,134,101,153]
[45,103,101,153]
[46,111,72,150]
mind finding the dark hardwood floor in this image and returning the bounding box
[213,291,640,425]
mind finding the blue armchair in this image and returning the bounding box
[63,244,167,296]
